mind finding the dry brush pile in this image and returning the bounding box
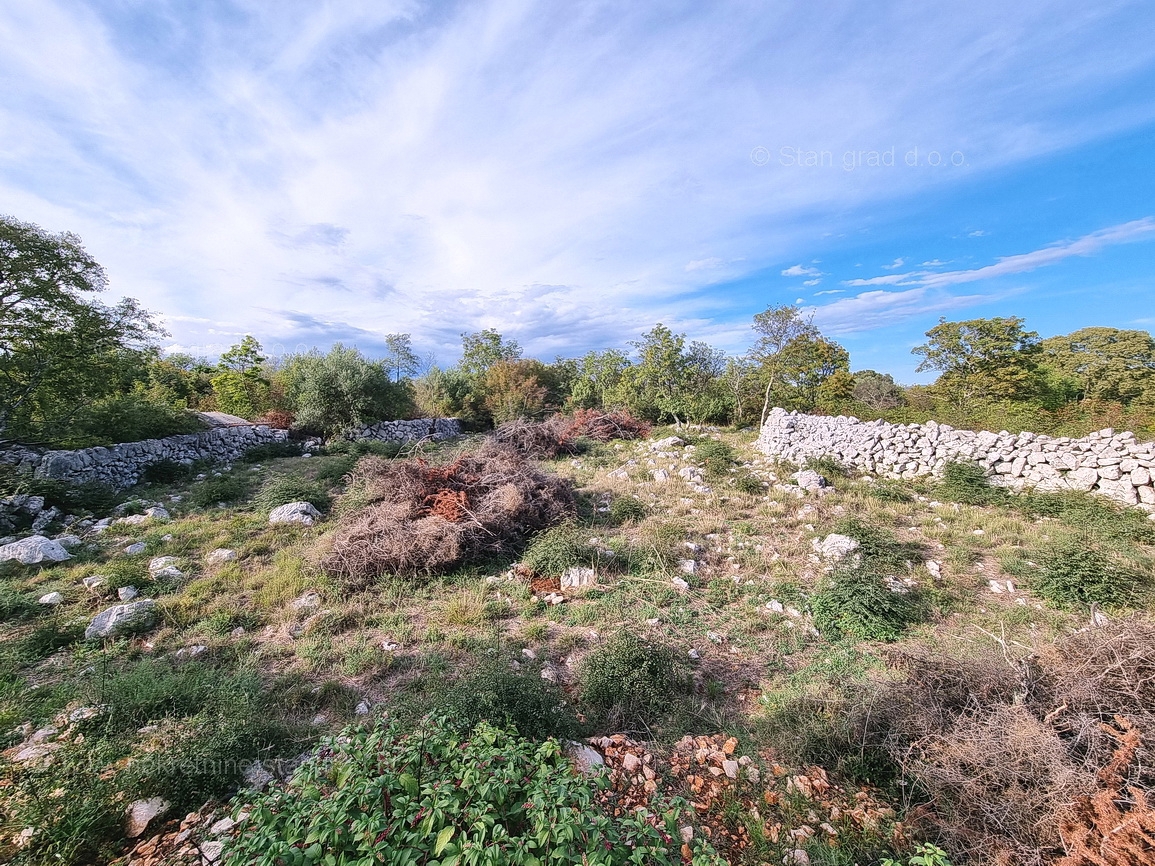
[490,409,651,459]
[320,441,575,583]
[857,618,1155,865]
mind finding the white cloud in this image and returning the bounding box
[881,257,905,269]
[782,264,822,277]
[685,257,724,272]
[842,274,912,287]
[813,289,845,296]
[968,230,988,237]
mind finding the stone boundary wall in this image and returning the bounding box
[0,425,288,490]
[756,407,1155,511]
[349,418,461,443]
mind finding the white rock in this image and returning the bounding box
[269,501,322,526]
[85,600,159,639]
[83,575,106,592]
[173,645,208,661]
[200,840,224,865]
[671,576,691,592]
[206,548,238,564]
[651,436,685,450]
[355,700,371,715]
[651,469,671,483]
[243,761,275,790]
[0,535,72,565]
[687,648,701,659]
[148,556,179,573]
[564,741,605,775]
[55,535,83,549]
[124,542,147,555]
[811,534,859,561]
[561,566,596,588]
[38,591,64,605]
[118,586,139,602]
[125,797,170,838]
[144,506,170,521]
[291,591,321,611]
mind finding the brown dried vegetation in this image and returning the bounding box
[490,409,651,458]
[320,441,575,583]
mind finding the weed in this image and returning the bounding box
[188,474,252,508]
[520,523,596,577]
[805,455,851,478]
[578,632,691,732]
[731,472,765,495]
[251,474,331,513]
[868,482,913,503]
[695,439,737,477]
[436,659,577,739]
[239,442,303,462]
[811,563,927,642]
[140,459,194,484]
[937,461,1007,506]
[608,494,647,524]
[831,517,924,572]
[1030,535,1145,609]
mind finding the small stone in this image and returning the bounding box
[622,753,642,773]
[671,576,691,592]
[173,645,208,661]
[291,592,321,611]
[560,566,596,588]
[144,506,170,521]
[83,575,106,592]
[564,741,605,775]
[355,700,371,715]
[722,759,739,779]
[124,542,147,555]
[200,840,224,864]
[118,586,139,602]
[148,556,178,573]
[707,631,723,644]
[269,501,322,526]
[688,648,701,660]
[206,548,238,564]
[38,591,64,605]
[242,761,274,790]
[85,600,159,640]
[126,797,170,838]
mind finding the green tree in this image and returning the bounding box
[1041,327,1155,404]
[568,349,631,410]
[382,333,420,383]
[459,328,522,378]
[777,334,852,411]
[211,336,271,418]
[0,215,182,445]
[483,358,550,422]
[613,324,692,423]
[281,344,412,437]
[748,305,821,425]
[913,317,1043,405]
[851,369,906,410]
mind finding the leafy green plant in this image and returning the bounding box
[252,473,331,513]
[831,518,924,573]
[811,564,926,642]
[882,842,954,866]
[520,523,596,577]
[694,438,736,477]
[578,632,691,731]
[435,659,577,739]
[240,441,303,462]
[224,717,721,866]
[731,472,765,494]
[1030,535,1145,610]
[188,474,252,508]
[937,461,1006,506]
[608,494,647,524]
[868,482,913,503]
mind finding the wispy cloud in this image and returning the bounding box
[881,257,905,269]
[782,264,822,277]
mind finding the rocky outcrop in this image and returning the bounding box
[0,534,72,564]
[757,408,1155,511]
[0,425,289,490]
[349,418,460,443]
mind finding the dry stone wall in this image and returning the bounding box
[350,418,461,443]
[756,407,1155,511]
[0,425,289,490]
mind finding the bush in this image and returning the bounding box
[239,441,303,462]
[224,717,718,866]
[938,461,1007,506]
[188,474,252,508]
[251,474,331,513]
[811,564,926,642]
[868,482,914,503]
[52,392,206,449]
[578,633,690,731]
[731,472,765,495]
[831,518,925,573]
[1018,491,1155,545]
[520,523,596,577]
[140,459,193,484]
[609,494,647,524]
[805,455,851,478]
[1030,535,1145,610]
[694,438,736,477]
[435,660,577,739]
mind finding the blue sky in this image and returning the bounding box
[2,1,1153,381]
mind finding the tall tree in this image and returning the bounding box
[913,317,1043,405]
[281,344,411,436]
[459,329,522,378]
[851,370,906,410]
[383,333,420,383]
[748,305,820,426]
[211,336,271,418]
[1041,327,1155,404]
[568,349,631,410]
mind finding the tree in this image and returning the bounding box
[777,334,852,411]
[1041,327,1155,404]
[459,329,522,378]
[0,215,175,444]
[281,344,412,437]
[383,333,420,383]
[913,317,1043,405]
[483,359,550,423]
[568,349,631,410]
[614,324,692,424]
[851,370,906,410]
[211,336,271,418]
[748,305,820,426]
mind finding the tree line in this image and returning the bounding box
[4,215,1154,449]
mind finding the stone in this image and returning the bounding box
[126,797,170,838]
[153,565,184,580]
[678,559,697,574]
[144,506,170,520]
[173,645,208,661]
[651,436,685,450]
[116,514,150,526]
[291,591,321,611]
[269,501,322,526]
[55,535,82,549]
[564,741,605,775]
[117,586,139,602]
[38,591,64,605]
[792,469,829,491]
[650,469,671,483]
[83,575,106,591]
[85,600,159,640]
[1131,467,1151,487]
[622,752,642,773]
[1066,467,1099,492]
[561,566,597,588]
[0,535,72,565]
[200,840,224,865]
[811,534,859,561]
[206,548,238,564]
[243,760,275,790]
[124,542,147,555]
[148,556,179,573]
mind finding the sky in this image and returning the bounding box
[1,0,1154,382]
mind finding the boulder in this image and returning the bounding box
[811,534,859,561]
[85,599,159,640]
[126,797,170,838]
[792,470,829,491]
[0,535,72,565]
[38,591,64,605]
[206,548,238,564]
[269,501,322,526]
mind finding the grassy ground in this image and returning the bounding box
[1,428,1152,865]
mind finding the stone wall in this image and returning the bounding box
[756,408,1155,511]
[349,418,461,443]
[0,425,289,490]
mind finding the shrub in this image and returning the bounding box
[578,633,690,732]
[938,461,1007,506]
[188,474,252,508]
[694,438,736,477]
[239,441,303,462]
[731,472,765,494]
[520,523,596,577]
[58,392,206,449]
[1030,535,1144,610]
[805,455,851,478]
[223,717,718,866]
[280,345,413,437]
[0,586,42,621]
[1018,491,1155,545]
[868,482,913,503]
[435,660,577,739]
[251,474,331,513]
[609,494,647,524]
[141,459,193,484]
[811,564,926,642]
[831,518,925,573]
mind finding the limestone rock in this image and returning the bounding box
[126,797,170,838]
[0,535,72,565]
[206,548,238,564]
[85,600,159,640]
[269,501,322,526]
[792,469,829,491]
[811,534,859,561]
[561,566,596,588]
[38,591,64,605]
